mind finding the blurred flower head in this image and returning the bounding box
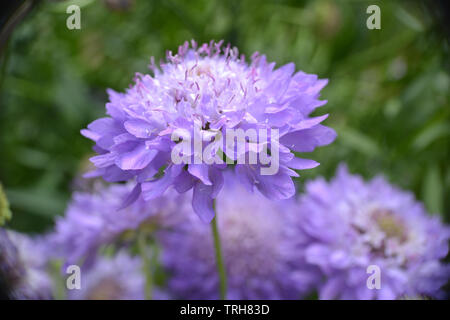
[82,40,335,222]
[50,182,189,266]
[0,229,22,299]
[159,173,319,299]
[0,229,52,299]
[68,251,145,300]
[298,165,450,299]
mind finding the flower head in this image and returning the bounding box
[68,252,146,300]
[50,183,189,266]
[159,173,319,299]
[298,165,450,299]
[0,229,52,299]
[0,229,21,299]
[82,40,336,222]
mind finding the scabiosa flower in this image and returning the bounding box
[0,229,21,299]
[0,229,52,299]
[68,252,146,300]
[82,40,336,222]
[159,173,319,299]
[298,165,450,300]
[50,183,189,266]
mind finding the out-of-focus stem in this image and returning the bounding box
[138,232,153,300]
[211,200,227,300]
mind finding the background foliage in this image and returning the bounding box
[0,0,448,233]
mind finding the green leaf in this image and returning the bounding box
[338,127,381,157]
[412,122,450,150]
[5,189,66,219]
[396,7,424,32]
[422,165,443,215]
[0,183,12,225]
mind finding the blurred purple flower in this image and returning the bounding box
[49,183,189,266]
[297,165,450,300]
[82,40,335,222]
[68,251,145,300]
[0,229,52,299]
[159,173,319,299]
[0,229,22,298]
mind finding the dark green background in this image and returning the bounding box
[0,0,448,233]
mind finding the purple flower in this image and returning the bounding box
[159,173,319,299]
[297,165,450,300]
[50,183,189,266]
[68,251,146,300]
[0,229,53,299]
[0,229,21,299]
[82,40,336,222]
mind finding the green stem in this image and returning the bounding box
[49,260,66,300]
[138,232,153,300]
[211,200,227,300]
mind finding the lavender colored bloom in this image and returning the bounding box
[0,229,21,299]
[159,173,319,299]
[0,229,52,300]
[298,165,450,300]
[68,251,145,300]
[50,183,189,266]
[82,40,336,222]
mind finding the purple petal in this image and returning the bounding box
[209,168,224,198]
[90,153,115,168]
[287,157,320,170]
[115,144,158,170]
[124,119,154,138]
[141,173,173,200]
[263,107,295,127]
[280,125,337,152]
[255,168,296,200]
[141,165,181,199]
[113,133,137,145]
[80,129,100,142]
[291,114,329,131]
[102,166,135,182]
[188,164,212,185]
[146,137,172,152]
[87,117,117,134]
[82,168,103,179]
[192,182,215,223]
[118,184,142,210]
[235,165,256,193]
[173,170,195,193]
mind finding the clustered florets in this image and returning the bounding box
[297,166,450,299]
[0,230,52,299]
[50,183,189,265]
[82,40,335,222]
[159,173,319,299]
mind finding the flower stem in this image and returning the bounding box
[211,200,227,300]
[138,232,153,300]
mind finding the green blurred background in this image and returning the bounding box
[0,0,449,233]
